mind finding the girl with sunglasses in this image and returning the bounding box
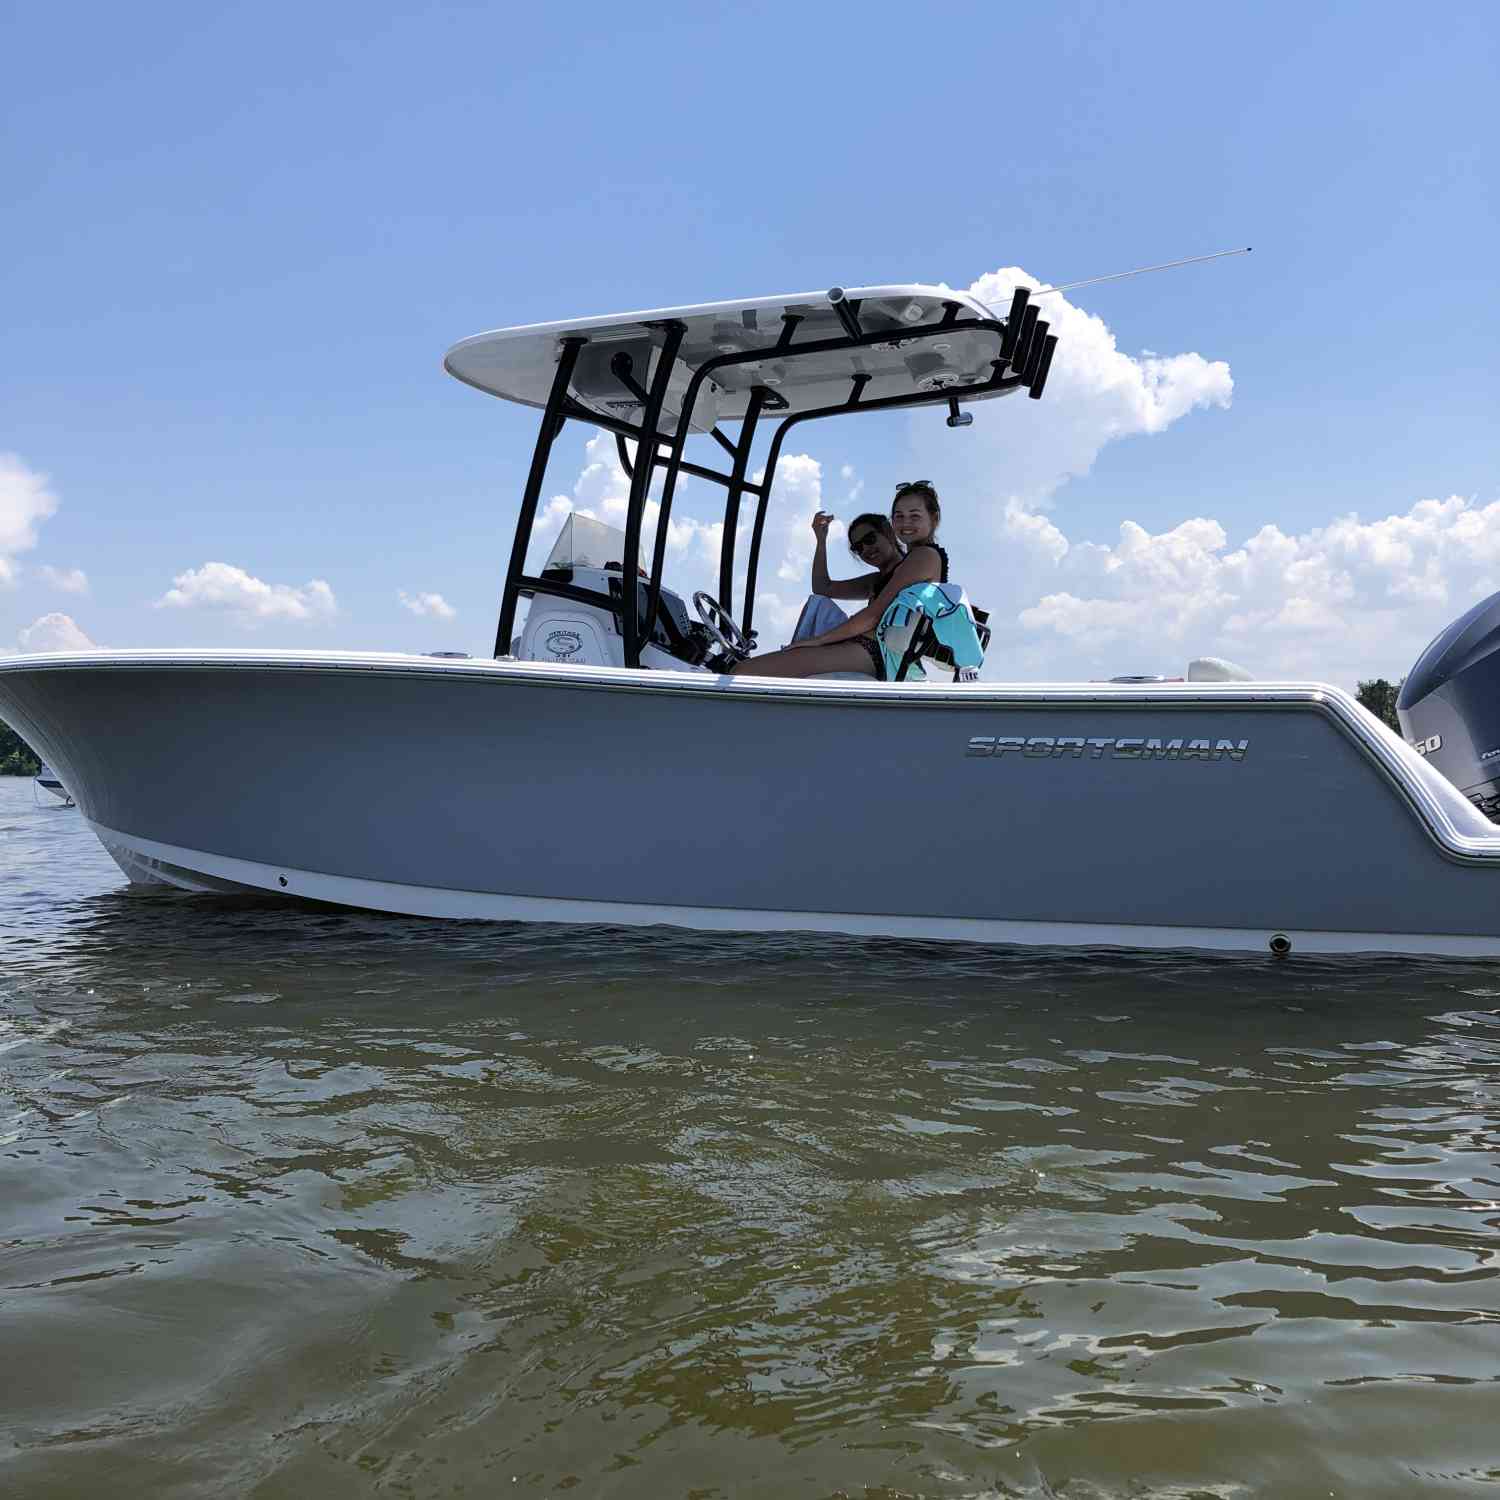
[816,510,904,603]
[731,483,948,679]
[782,510,902,647]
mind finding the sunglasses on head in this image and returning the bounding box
[893,480,934,497]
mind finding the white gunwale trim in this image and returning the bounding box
[94,824,1500,959]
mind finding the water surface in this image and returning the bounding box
[3,776,1499,1497]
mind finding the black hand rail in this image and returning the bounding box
[494,337,586,658]
[619,321,686,667]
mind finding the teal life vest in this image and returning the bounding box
[875,582,986,682]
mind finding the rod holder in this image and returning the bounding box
[827,286,863,340]
[1028,335,1058,400]
[946,397,973,428]
[1000,287,1031,362]
[1011,304,1040,375]
[1020,319,1050,386]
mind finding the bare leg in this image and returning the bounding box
[730,641,878,678]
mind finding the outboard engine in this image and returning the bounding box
[1398,590,1500,822]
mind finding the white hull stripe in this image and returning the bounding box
[91,823,1500,958]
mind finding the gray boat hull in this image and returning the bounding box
[4,649,1500,956]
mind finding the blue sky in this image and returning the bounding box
[2,0,1495,682]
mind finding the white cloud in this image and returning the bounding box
[757,454,838,639]
[998,493,1500,685]
[155,562,337,624]
[0,453,60,588]
[926,267,1233,509]
[18,612,96,653]
[38,564,89,595]
[398,589,456,620]
[839,462,864,505]
[769,455,830,584]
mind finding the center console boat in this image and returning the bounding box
[5,283,1500,956]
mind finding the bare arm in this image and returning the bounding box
[817,574,878,601]
[790,549,941,647]
[809,512,875,600]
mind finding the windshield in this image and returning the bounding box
[539,510,693,645]
[543,513,629,572]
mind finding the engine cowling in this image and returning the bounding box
[1398,590,1500,821]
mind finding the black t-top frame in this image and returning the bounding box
[493,287,1058,667]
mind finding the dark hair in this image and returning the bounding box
[892,482,941,533]
[847,513,898,554]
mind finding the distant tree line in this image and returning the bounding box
[1,719,42,776]
[1356,678,1402,733]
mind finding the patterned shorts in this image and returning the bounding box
[854,635,886,681]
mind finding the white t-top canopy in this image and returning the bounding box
[444,285,1011,434]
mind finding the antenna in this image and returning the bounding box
[1033,246,1252,300]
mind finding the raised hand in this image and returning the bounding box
[811,511,834,540]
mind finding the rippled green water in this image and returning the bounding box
[3,777,1500,1497]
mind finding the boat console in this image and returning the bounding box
[520,566,717,671]
[515,513,730,671]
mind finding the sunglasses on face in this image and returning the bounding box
[850,531,883,555]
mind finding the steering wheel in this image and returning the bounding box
[692,592,755,660]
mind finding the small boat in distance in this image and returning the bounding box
[34,763,74,807]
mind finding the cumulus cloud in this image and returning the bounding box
[38,564,89,595]
[995,493,1500,684]
[757,454,839,638]
[839,462,864,505]
[398,589,456,620]
[155,562,337,624]
[0,453,60,587]
[924,267,1233,509]
[18,612,96,653]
